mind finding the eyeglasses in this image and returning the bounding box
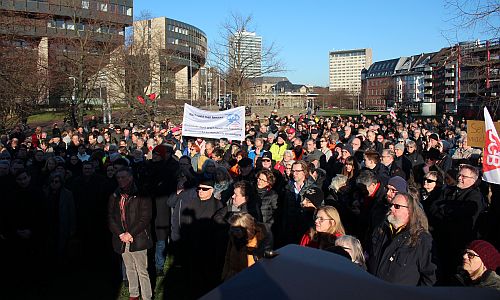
[389,203,409,209]
[464,251,480,260]
[197,186,212,191]
[262,159,271,162]
[387,186,398,193]
[458,173,475,180]
[424,178,437,183]
[257,177,268,183]
[320,140,327,142]
[315,217,334,222]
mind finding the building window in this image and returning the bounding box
[126,7,132,16]
[99,3,108,12]
[81,0,90,9]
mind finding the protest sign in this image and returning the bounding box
[182,104,246,141]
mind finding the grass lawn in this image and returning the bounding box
[319,109,389,116]
[27,111,67,124]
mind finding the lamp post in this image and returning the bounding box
[189,47,192,105]
[69,76,77,126]
[357,93,360,114]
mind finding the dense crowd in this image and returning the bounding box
[1,109,499,299]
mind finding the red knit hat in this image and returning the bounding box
[153,145,167,160]
[467,240,500,271]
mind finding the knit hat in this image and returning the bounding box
[425,148,441,161]
[387,176,408,193]
[429,133,440,142]
[342,144,354,156]
[277,132,287,141]
[287,128,296,134]
[153,145,167,159]
[238,157,253,168]
[303,186,324,208]
[467,240,500,271]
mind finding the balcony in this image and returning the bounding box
[445,89,454,94]
[445,72,455,78]
[445,81,454,86]
[424,74,432,79]
[445,64,455,69]
[424,90,433,95]
[424,82,432,87]
[424,66,432,72]
[445,97,455,103]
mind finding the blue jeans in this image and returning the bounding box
[155,240,166,272]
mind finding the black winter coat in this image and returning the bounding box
[367,222,437,286]
[256,188,278,229]
[108,188,153,253]
[428,186,485,252]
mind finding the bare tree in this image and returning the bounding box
[0,11,49,130]
[445,0,500,37]
[210,12,285,106]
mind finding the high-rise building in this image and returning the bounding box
[229,31,262,78]
[329,48,372,94]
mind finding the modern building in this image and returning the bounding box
[329,48,372,94]
[229,31,262,78]
[394,53,436,114]
[133,16,207,101]
[0,0,133,105]
[361,57,407,110]
[458,40,500,119]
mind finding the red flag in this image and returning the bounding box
[148,93,156,101]
[483,107,500,184]
[137,95,145,105]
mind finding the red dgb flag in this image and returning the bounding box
[482,107,500,184]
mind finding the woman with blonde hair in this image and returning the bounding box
[300,205,345,250]
[335,235,367,270]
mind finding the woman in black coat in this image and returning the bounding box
[255,170,278,247]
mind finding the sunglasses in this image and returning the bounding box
[262,158,271,162]
[424,178,437,183]
[197,186,212,191]
[464,251,480,260]
[389,203,409,209]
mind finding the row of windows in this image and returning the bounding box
[166,38,206,53]
[167,24,206,43]
[331,52,366,57]
[47,19,124,35]
[367,89,391,96]
[81,1,132,16]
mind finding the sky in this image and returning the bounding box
[134,0,495,87]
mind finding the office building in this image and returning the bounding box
[229,31,262,78]
[133,17,207,101]
[329,48,372,94]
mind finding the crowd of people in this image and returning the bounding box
[1,109,500,299]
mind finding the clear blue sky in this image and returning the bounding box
[134,0,494,87]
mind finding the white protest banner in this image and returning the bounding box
[483,107,500,184]
[182,104,246,141]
